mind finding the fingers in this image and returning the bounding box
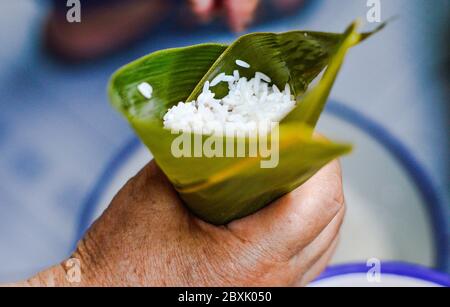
[227,160,344,260]
[293,203,345,270]
[296,236,340,287]
[188,0,260,32]
[284,206,344,285]
[223,0,260,32]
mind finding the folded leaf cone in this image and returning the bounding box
[109,21,384,224]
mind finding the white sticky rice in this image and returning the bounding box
[137,82,153,99]
[163,64,296,136]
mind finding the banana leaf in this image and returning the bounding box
[109,21,384,225]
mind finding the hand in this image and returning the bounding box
[22,159,344,287]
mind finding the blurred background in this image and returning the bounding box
[0,0,448,283]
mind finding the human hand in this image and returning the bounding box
[23,159,344,287]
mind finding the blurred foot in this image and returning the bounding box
[273,0,306,13]
[44,0,171,62]
[190,0,306,32]
[44,0,308,62]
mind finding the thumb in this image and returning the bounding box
[227,160,345,259]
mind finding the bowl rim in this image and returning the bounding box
[313,261,450,287]
[77,100,449,271]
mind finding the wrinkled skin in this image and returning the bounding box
[10,159,344,287]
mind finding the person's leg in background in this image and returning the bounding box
[45,0,172,61]
[44,0,307,62]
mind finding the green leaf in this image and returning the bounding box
[177,124,351,224]
[108,21,383,224]
[109,43,227,120]
[283,21,387,128]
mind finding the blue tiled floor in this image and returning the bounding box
[0,0,448,281]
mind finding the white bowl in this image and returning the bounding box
[310,262,450,287]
